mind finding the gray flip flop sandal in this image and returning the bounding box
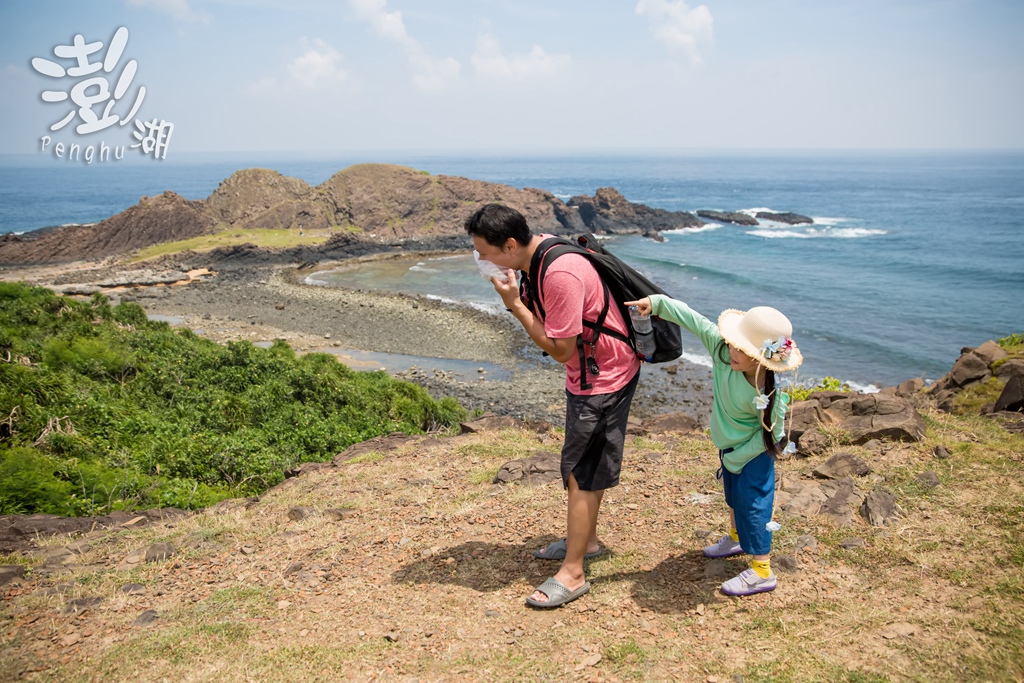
[525,577,591,609]
[533,538,602,560]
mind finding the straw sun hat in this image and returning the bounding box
[718,306,803,373]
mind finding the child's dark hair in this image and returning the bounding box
[715,340,782,457]
[463,204,532,247]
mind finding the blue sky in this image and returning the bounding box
[1,0,1022,154]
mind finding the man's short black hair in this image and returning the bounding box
[464,204,532,247]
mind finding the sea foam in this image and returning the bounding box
[663,223,723,235]
[746,227,887,239]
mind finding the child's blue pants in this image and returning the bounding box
[718,450,775,556]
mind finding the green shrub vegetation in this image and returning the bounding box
[0,282,466,515]
[789,375,850,402]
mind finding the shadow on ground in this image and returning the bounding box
[394,536,746,614]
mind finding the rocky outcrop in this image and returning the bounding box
[0,192,216,265]
[755,211,813,225]
[568,188,703,240]
[0,162,826,266]
[928,340,1018,413]
[790,392,926,455]
[695,210,758,226]
[0,509,188,554]
[205,169,328,230]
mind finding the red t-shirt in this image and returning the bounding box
[534,243,641,396]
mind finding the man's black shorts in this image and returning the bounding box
[561,370,639,491]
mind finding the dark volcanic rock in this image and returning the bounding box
[994,376,1024,413]
[569,187,703,239]
[754,211,813,225]
[695,210,758,226]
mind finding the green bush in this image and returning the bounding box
[0,283,467,514]
[789,376,850,402]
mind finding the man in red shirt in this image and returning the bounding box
[465,204,641,608]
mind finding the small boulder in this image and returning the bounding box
[796,429,829,456]
[62,597,102,614]
[145,543,176,562]
[774,554,802,573]
[994,358,1024,381]
[132,610,160,628]
[287,507,317,522]
[786,400,828,441]
[915,471,941,488]
[0,565,26,585]
[895,378,925,397]
[861,489,899,527]
[949,351,991,387]
[994,376,1024,413]
[819,478,866,526]
[812,453,873,479]
[839,537,866,550]
[325,508,358,521]
[777,481,828,517]
[493,451,561,486]
[284,461,330,479]
[642,412,700,435]
[973,340,1008,366]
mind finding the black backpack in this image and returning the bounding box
[519,233,683,391]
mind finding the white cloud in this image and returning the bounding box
[635,0,713,65]
[349,0,415,47]
[125,0,211,23]
[410,52,461,92]
[287,38,347,89]
[471,34,570,83]
[348,0,460,91]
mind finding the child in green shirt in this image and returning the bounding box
[626,295,802,596]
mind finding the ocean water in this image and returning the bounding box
[1,151,1022,389]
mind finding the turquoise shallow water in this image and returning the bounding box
[3,151,1022,388]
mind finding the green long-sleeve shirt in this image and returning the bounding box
[649,294,789,474]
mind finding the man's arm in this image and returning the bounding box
[492,270,577,364]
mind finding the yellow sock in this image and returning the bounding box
[751,559,772,579]
[729,528,739,543]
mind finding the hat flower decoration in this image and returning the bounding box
[761,335,795,363]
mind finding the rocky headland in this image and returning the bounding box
[0,164,710,266]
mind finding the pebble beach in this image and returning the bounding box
[4,252,717,424]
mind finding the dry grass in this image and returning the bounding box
[129,227,333,262]
[1,408,1022,682]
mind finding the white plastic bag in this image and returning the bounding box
[473,250,509,283]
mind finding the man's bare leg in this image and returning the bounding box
[530,473,604,603]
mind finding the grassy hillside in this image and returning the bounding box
[0,282,465,514]
[0,409,1021,681]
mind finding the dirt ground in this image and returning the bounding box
[1,405,1022,682]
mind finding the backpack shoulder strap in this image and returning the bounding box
[521,237,576,320]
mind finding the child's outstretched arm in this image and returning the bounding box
[637,294,724,357]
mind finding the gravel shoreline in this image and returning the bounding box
[4,254,716,423]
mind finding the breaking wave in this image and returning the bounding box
[746,227,887,239]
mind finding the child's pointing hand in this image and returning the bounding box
[624,297,652,316]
